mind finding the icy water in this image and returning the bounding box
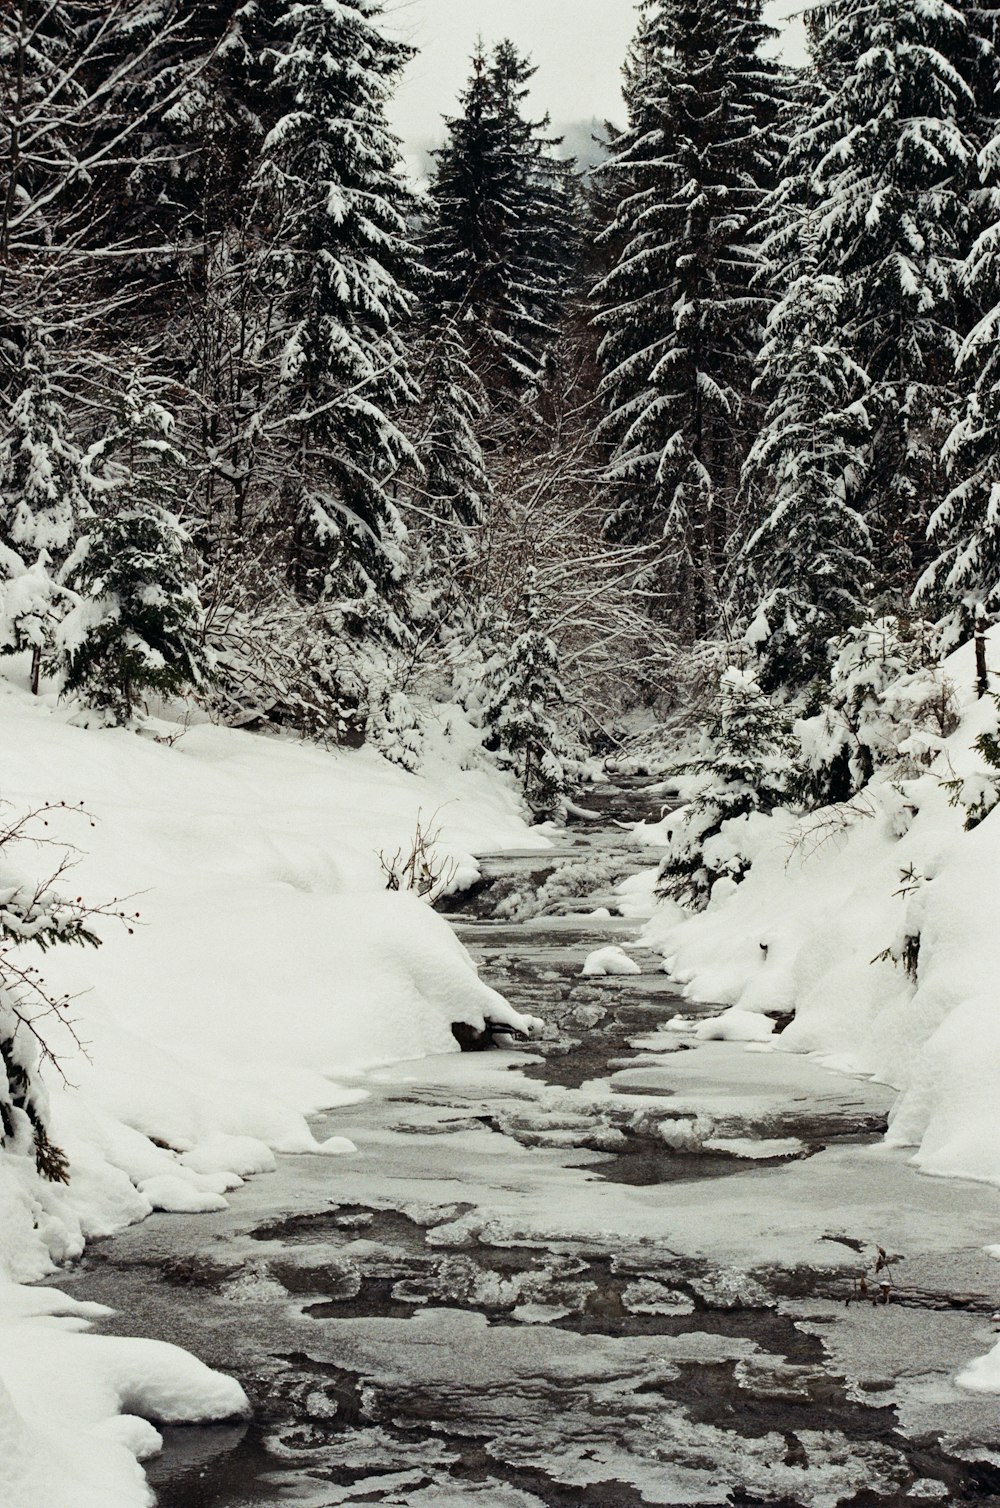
[58,781,1000,1507]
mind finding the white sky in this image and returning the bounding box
[384,0,808,159]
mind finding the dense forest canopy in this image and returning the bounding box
[3,0,1000,810]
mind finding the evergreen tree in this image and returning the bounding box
[0,328,86,563]
[795,617,952,803]
[918,152,1000,644]
[426,41,580,395]
[593,0,779,639]
[0,327,90,691]
[97,1,293,553]
[255,0,420,602]
[737,271,872,692]
[416,323,490,530]
[58,372,207,721]
[655,665,797,907]
[785,0,997,590]
[481,569,569,819]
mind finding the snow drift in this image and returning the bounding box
[640,631,1000,1194]
[0,674,545,1501]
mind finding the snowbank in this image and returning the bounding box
[641,633,1000,1193]
[0,676,545,1497]
[582,945,641,977]
[634,632,1000,1391]
[0,1280,247,1508]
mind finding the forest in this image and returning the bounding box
[6,0,999,825]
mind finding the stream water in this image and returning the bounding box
[58,781,1000,1507]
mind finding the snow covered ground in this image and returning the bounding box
[635,631,1000,1388]
[0,673,546,1506]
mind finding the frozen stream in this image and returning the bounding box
[58,781,1000,1507]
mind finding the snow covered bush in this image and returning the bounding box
[656,667,798,909]
[943,693,1000,829]
[797,619,959,806]
[366,687,424,772]
[202,562,365,740]
[0,551,69,694]
[0,804,109,1184]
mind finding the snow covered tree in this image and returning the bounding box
[402,320,489,638]
[737,271,872,693]
[594,0,779,639]
[655,666,798,907]
[0,328,86,567]
[58,372,207,722]
[481,569,570,819]
[255,0,419,602]
[0,327,91,691]
[415,322,490,531]
[425,41,580,396]
[918,145,1000,644]
[786,0,997,589]
[796,618,955,804]
[103,1,282,546]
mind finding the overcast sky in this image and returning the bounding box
[384,0,808,163]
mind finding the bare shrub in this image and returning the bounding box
[378,812,458,901]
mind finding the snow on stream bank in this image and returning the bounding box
[0,679,546,1506]
[632,631,1000,1389]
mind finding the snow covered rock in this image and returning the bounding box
[582,946,641,977]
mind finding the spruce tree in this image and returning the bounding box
[416,324,490,531]
[482,569,569,819]
[0,328,86,562]
[58,372,207,722]
[255,0,419,602]
[655,666,797,907]
[737,270,872,692]
[593,0,778,640]
[426,41,580,396]
[786,0,997,590]
[918,149,1000,644]
[0,327,90,691]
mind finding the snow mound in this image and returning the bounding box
[0,1281,246,1508]
[0,673,543,1506]
[582,945,641,977]
[638,627,1000,1229]
[957,1338,1000,1395]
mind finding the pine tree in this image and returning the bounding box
[426,41,580,396]
[0,327,90,691]
[254,0,420,603]
[737,271,872,692]
[593,0,779,639]
[58,372,207,722]
[481,569,569,819]
[786,0,997,590]
[918,151,1000,644]
[416,323,490,531]
[0,328,87,563]
[98,1,289,550]
[655,665,797,907]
